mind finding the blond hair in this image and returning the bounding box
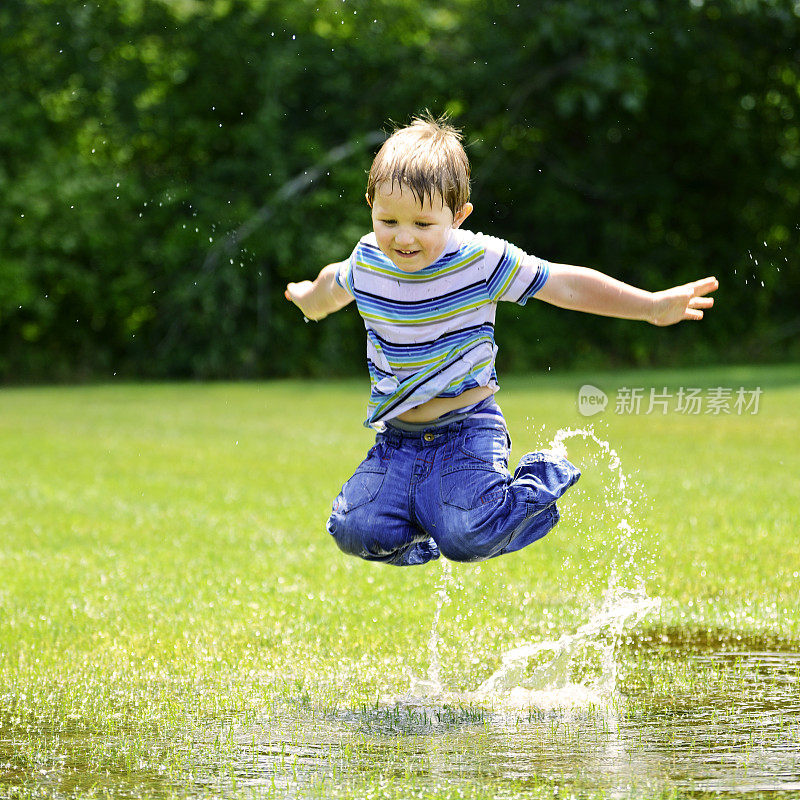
[366,113,471,214]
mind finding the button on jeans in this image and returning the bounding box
[326,413,580,566]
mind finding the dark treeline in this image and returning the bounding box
[2,0,799,382]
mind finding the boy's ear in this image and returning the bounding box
[452,202,473,229]
[365,193,373,208]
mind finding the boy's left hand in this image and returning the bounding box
[650,276,718,326]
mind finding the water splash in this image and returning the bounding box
[469,578,659,709]
[400,425,659,711]
[551,425,629,514]
[551,425,644,583]
[406,559,453,697]
[471,425,660,708]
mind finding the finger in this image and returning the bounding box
[689,296,714,309]
[691,276,719,296]
[684,308,704,321]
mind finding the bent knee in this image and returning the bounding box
[327,511,369,558]
[327,504,369,552]
[437,544,488,563]
[327,509,425,565]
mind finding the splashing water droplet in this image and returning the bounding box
[406,560,452,697]
[469,577,659,709]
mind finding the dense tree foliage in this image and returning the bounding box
[1,0,798,381]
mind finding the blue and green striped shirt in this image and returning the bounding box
[335,229,549,427]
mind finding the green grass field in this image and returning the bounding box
[2,364,799,799]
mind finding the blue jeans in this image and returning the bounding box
[326,408,580,566]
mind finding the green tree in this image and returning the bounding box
[1,0,798,381]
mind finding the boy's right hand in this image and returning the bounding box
[284,280,315,317]
[285,262,354,321]
[285,280,327,321]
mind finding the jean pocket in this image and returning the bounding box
[458,427,511,467]
[440,449,508,511]
[338,443,388,511]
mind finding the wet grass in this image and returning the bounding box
[1,364,799,799]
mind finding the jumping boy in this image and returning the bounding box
[285,115,717,567]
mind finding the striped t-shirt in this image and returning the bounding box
[335,229,550,427]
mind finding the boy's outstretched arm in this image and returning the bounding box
[285,262,353,321]
[535,263,718,326]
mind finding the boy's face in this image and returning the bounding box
[369,182,472,272]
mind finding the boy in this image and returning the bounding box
[285,115,717,567]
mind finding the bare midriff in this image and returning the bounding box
[394,385,494,424]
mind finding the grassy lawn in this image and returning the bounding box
[1,364,798,799]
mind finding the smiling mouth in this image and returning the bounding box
[394,249,420,257]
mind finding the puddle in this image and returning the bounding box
[208,639,800,798]
[0,715,182,799]
[6,638,799,798]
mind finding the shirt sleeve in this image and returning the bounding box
[513,256,550,306]
[333,247,357,297]
[481,234,549,305]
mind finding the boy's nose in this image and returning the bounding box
[394,229,415,245]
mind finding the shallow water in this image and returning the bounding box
[201,636,800,798]
[6,628,799,797]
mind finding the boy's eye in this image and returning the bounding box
[416,222,432,228]
[380,219,396,225]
